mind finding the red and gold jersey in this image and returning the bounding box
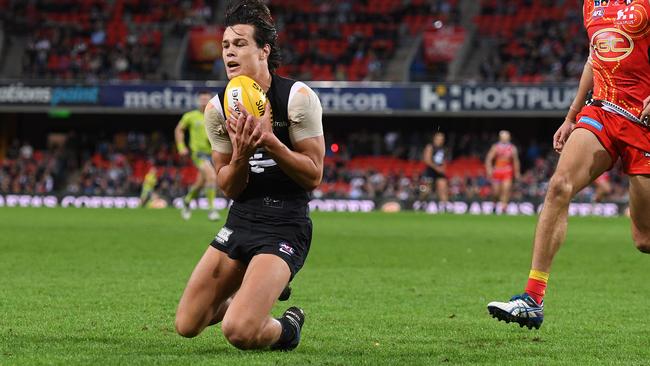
[493,143,514,173]
[584,0,650,115]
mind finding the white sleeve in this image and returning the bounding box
[287,82,323,144]
[204,94,233,154]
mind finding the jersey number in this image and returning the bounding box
[249,153,277,173]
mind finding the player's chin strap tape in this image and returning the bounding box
[587,99,650,127]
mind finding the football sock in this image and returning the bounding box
[206,186,216,210]
[273,317,297,349]
[525,269,549,304]
[184,186,200,205]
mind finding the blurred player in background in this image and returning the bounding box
[422,132,449,206]
[175,90,220,221]
[488,0,650,329]
[593,172,612,202]
[175,0,324,351]
[139,165,158,207]
[485,130,520,210]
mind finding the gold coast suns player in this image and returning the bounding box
[485,130,521,210]
[488,0,650,329]
[174,0,324,351]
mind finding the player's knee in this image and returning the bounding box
[174,315,200,338]
[221,319,258,350]
[632,230,650,254]
[547,173,574,202]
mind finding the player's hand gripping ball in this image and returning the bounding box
[224,75,267,119]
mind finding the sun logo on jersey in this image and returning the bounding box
[591,27,634,61]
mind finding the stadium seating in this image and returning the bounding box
[0,143,60,194]
[271,0,460,81]
[474,0,587,82]
[0,131,629,204]
[11,0,186,80]
[4,0,464,81]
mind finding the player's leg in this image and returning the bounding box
[181,164,206,220]
[530,129,611,272]
[491,179,502,206]
[435,177,449,204]
[175,247,246,337]
[488,129,611,328]
[628,175,650,253]
[139,187,152,207]
[220,254,302,350]
[499,178,513,208]
[199,159,220,221]
[594,177,612,202]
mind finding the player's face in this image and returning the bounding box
[222,24,269,80]
[433,133,445,146]
[499,131,511,143]
[197,94,211,112]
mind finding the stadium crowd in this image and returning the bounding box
[0,141,62,195]
[2,0,461,82]
[0,130,629,204]
[270,0,460,81]
[475,0,587,83]
[2,0,212,81]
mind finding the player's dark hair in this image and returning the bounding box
[225,0,280,72]
[197,90,212,96]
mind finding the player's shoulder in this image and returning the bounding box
[207,94,225,117]
[289,80,317,102]
[273,74,317,99]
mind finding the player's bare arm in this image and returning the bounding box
[175,121,189,156]
[213,112,261,199]
[234,101,324,191]
[485,145,496,177]
[554,60,593,153]
[512,146,521,180]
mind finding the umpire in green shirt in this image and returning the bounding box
[175,90,220,221]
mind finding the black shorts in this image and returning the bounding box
[425,167,447,181]
[210,207,312,280]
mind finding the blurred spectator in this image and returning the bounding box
[475,1,587,83]
[0,141,63,195]
[1,130,629,205]
[8,0,185,81]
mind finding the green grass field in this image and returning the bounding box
[1,207,649,365]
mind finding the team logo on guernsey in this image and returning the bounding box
[215,227,233,245]
[615,5,641,25]
[278,242,295,256]
[593,8,605,18]
[591,28,634,62]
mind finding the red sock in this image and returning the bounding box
[525,270,549,304]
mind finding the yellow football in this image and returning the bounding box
[224,75,267,119]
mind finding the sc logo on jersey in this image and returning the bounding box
[591,28,634,62]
